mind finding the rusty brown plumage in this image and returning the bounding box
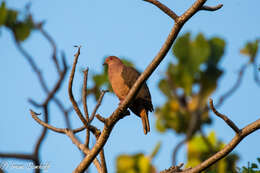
[104,56,153,134]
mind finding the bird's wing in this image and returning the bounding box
[121,66,153,110]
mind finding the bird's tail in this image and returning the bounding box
[140,109,150,135]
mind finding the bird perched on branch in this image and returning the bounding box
[103,56,154,135]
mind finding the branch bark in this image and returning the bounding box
[74,0,223,172]
[183,119,260,173]
[209,99,240,133]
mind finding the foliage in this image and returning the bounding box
[240,39,259,62]
[236,158,260,173]
[156,33,225,134]
[1,2,259,172]
[116,143,160,173]
[187,131,239,173]
[0,2,35,41]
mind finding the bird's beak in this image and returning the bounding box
[103,62,107,66]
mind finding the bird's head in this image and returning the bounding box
[103,56,123,66]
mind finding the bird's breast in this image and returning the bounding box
[108,65,130,100]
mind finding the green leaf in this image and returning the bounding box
[251,163,258,169]
[13,22,32,41]
[158,79,171,97]
[173,32,190,63]
[93,73,108,87]
[208,37,225,65]
[190,33,210,69]
[5,9,17,27]
[117,155,135,172]
[0,2,7,26]
[137,155,150,173]
[155,117,166,133]
[257,158,260,164]
[240,40,259,62]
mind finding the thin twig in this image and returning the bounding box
[30,109,86,134]
[96,114,106,124]
[253,61,260,86]
[143,0,179,21]
[38,26,61,73]
[82,68,90,121]
[209,99,240,133]
[16,38,71,130]
[89,90,109,123]
[172,139,186,165]
[65,129,102,173]
[43,68,67,106]
[33,106,49,156]
[216,63,248,107]
[74,0,222,171]
[0,153,34,160]
[201,4,223,11]
[82,68,90,148]
[68,46,89,128]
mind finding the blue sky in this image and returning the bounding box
[1,0,260,172]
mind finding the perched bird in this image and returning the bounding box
[104,56,153,135]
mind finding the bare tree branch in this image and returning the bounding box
[99,149,107,173]
[200,4,223,11]
[96,114,107,124]
[172,139,186,165]
[143,0,179,21]
[74,0,222,172]
[183,119,260,173]
[209,99,240,133]
[89,90,109,123]
[82,68,90,121]
[0,153,35,160]
[42,67,67,106]
[253,61,260,86]
[216,63,248,107]
[30,109,86,134]
[68,46,89,129]
[65,129,102,173]
[33,106,48,157]
[37,25,61,74]
[82,68,91,148]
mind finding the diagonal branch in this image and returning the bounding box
[143,0,179,21]
[37,25,61,73]
[42,67,67,106]
[74,0,223,172]
[209,99,240,134]
[183,119,260,173]
[89,90,109,123]
[65,129,102,173]
[30,110,86,134]
[216,63,248,107]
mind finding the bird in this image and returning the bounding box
[103,56,153,135]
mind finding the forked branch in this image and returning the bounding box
[74,0,223,172]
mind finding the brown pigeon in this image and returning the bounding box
[104,56,153,135]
